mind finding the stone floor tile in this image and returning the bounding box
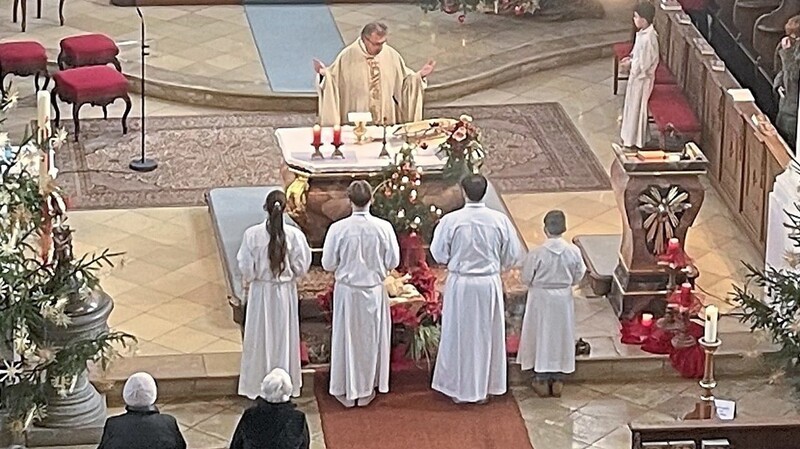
[152,326,221,353]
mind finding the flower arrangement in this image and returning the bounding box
[316,268,442,368]
[417,0,539,20]
[0,89,134,432]
[436,114,486,182]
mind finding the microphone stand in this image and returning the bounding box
[129,7,157,172]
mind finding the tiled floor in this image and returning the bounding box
[46,377,800,449]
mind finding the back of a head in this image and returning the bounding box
[123,372,158,408]
[787,15,800,37]
[544,210,567,236]
[635,2,655,24]
[460,174,488,202]
[260,368,293,403]
[361,22,388,38]
[347,180,372,208]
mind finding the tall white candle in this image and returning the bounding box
[36,91,51,143]
[704,305,719,343]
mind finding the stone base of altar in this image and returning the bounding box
[610,263,697,320]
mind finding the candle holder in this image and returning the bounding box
[378,121,390,158]
[684,337,722,420]
[671,309,697,348]
[311,143,324,160]
[657,305,682,331]
[330,143,344,159]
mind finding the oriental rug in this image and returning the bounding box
[313,369,534,449]
[56,103,610,210]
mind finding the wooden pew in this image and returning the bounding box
[655,4,793,257]
[733,0,781,49]
[630,418,800,448]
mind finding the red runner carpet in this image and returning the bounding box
[314,369,534,449]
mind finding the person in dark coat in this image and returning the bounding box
[98,372,186,449]
[230,368,310,449]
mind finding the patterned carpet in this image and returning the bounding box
[56,103,611,210]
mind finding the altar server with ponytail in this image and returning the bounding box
[237,190,312,400]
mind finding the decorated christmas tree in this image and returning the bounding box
[732,191,800,382]
[0,90,134,433]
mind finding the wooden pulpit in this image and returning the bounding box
[608,145,709,318]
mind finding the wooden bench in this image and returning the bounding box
[648,84,701,148]
[612,41,678,95]
[630,418,800,449]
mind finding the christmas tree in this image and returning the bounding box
[0,89,134,433]
[732,183,800,381]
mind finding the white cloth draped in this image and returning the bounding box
[236,220,312,399]
[620,25,659,148]
[322,210,400,401]
[430,202,522,402]
[516,238,586,374]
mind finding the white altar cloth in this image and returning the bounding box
[276,126,447,174]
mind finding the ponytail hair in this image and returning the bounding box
[264,190,287,277]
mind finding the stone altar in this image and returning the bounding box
[276,124,466,249]
[607,144,708,318]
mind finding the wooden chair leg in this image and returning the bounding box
[112,58,122,72]
[34,72,40,91]
[21,0,27,32]
[613,56,619,95]
[13,0,18,23]
[102,105,108,120]
[57,52,66,70]
[58,0,64,26]
[72,102,82,141]
[51,88,60,128]
[36,0,40,19]
[121,95,132,135]
[42,73,50,90]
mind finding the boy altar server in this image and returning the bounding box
[322,180,400,408]
[619,2,659,149]
[431,174,522,404]
[516,210,586,397]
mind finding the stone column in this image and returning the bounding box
[26,289,114,447]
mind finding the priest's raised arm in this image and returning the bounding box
[314,22,435,126]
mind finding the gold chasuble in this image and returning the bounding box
[317,39,426,126]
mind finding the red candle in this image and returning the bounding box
[667,238,680,254]
[332,125,342,146]
[641,313,653,328]
[312,125,322,146]
[679,282,692,307]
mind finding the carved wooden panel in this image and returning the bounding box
[685,49,707,117]
[702,76,725,181]
[719,98,745,210]
[655,11,672,60]
[668,35,690,88]
[742,128,766,240]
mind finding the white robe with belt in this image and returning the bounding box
[516,238,586,373]
[317,39,426,126]
[620,25,659,148]
[237,220,312,399]
[322,210,400,400]
[430,202,522,402]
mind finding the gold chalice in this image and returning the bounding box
[353,121,368,144]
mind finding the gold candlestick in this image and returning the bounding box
[684,337,722,420]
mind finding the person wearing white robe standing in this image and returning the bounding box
[322,180,400,408]
[619,2,659,149]
[516,210,586,398]
[431,174,522,404]
[237,190,312,400]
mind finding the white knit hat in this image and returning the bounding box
[260,368,292,403]
[123,372,158,407]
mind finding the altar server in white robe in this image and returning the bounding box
[313,22,436,126]
[619,2,659,148]
[237,190,312,400]
[431,174,522,404]
[516,210,586,398]
[322,180,400,408]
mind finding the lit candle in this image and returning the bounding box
[704,305,719,343]
[667,237,680,253]
[312,125,322,147]
[679,282,692,307]
[641,313,653,328]
[36,91,51,144]
[332,125,342,146]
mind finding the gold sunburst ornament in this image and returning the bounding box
[637,185,691,255]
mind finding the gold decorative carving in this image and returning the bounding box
[637,185,691,256]
[286,175,309,229]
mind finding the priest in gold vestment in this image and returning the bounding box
[313,22,436,126]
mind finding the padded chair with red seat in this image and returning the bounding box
[0,41,49,96]
[648,84,701,147]
[57,34,121,71]
[612,41,677,94]
[51,65,131,141]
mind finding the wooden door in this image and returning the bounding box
[702,76,725,181]
[741,127,767,241]
[719,98,745,210]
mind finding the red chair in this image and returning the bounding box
[613,41,677,94]
[0,41,49,97]
[648,84,701,147]
[51,66,131,141]
[57,34,121,71]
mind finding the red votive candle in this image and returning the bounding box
[641,313,653,328]
[332,125,342,146]
[679,282,692,307]
[312,124,322,146]
[667,238,680,253]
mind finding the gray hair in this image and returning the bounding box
[361,22,388,39]
[544,210,567,236]
[123,372,157,408]
[260,368,293,403]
